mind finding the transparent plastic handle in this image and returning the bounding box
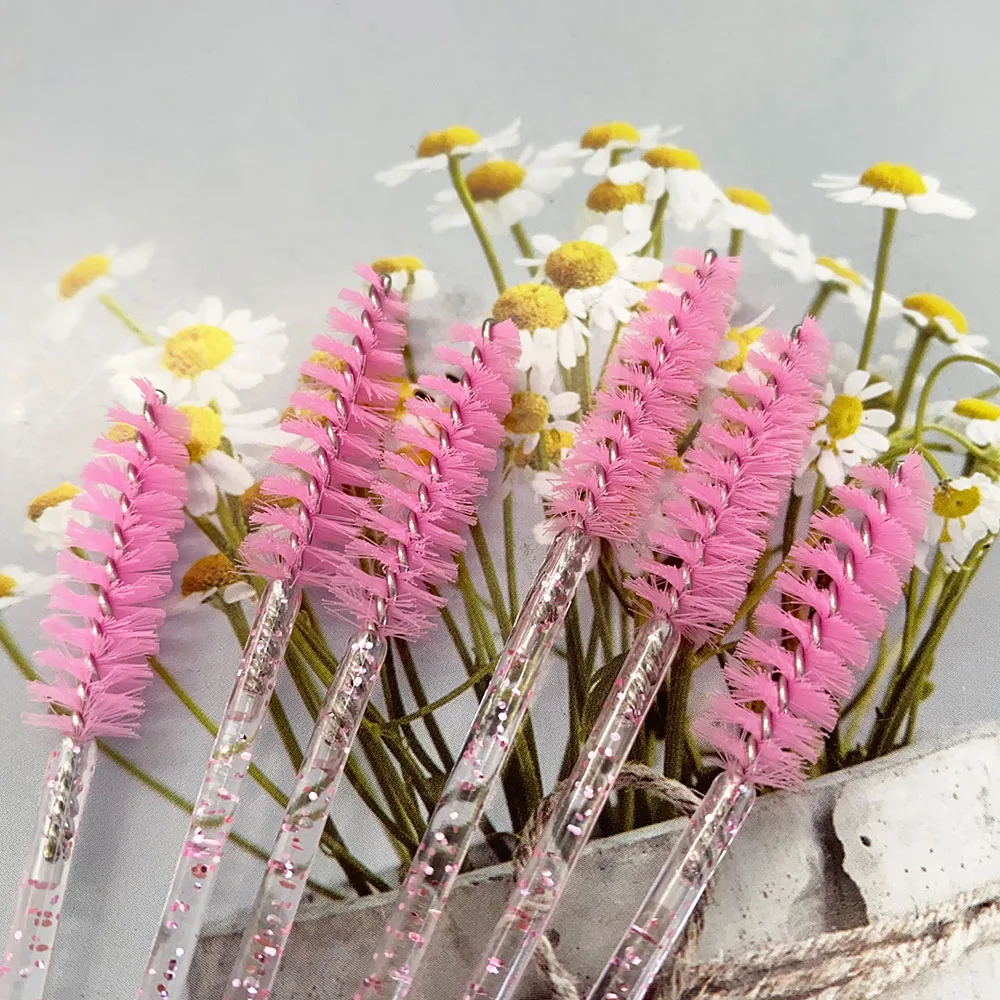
[0,737,96,1000]
[138,579,301,999]
[355,528,597,1000]
[224,627,387,1000]
[587,770,755,1000]
[464,619,679,1000]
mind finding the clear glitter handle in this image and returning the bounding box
[463,620,679,1000]
[355,528,597,1000]
[224,627,387,1000]
[139,579,301,999]
[587,771,755,1000]
[0,737,96,1000]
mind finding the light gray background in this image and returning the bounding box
[1,2,998,997]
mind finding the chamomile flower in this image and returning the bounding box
[371,256,438,301]
[895,293,987,356]
[44,243,154,341]
[430,146,577,233]
[708,308,774,389]
[814,163,975,218]
[580,177,655,242]
[375,120,521,187]
[827,341,910,395]
[518,225,662,336]
[504,380,579,467]
[0,565,53,610]
[609,147,725,232]
[109,297,287,409]
[492,283,583,380]
[706,187,797,252]
[174,554,256,611]
[799,370,894,489]
[578,121,681,177]
[922,474,1000,572]
[939,398,1000,448]
[23,482,88,552]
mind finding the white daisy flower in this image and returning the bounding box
[375,120,521,187]
[492,282,589,377]
[799,370,894,489]
[814,163,975,218]
[108,296,287,410]
[705,187,798,253]
[933,398,1000,448]
[826,341,911,393]
[577,121,682,177]
[371,256,438,301]
[0,565,53,610]
[44,243,154,341]
[579,175,658,242]
[430,145,577,233]
[173,553,256,612]
[518,225,662,337]
[708,308,774,389]
[504,378,579,467]
[921,474,1000,572]
[609,147,725,233]
[894,293,987,357]
[23,483,89,552]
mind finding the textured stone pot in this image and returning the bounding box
[194,723,1000,999]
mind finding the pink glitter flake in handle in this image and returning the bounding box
[354,249,739,1000]
[586,453,931,1000]
[1,381,189,1000]
[138,271,407,1000]
[462,320,829,1000]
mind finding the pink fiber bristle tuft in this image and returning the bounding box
[320,319,519,638]
[241,270,408,583]
[548,250,740,542]
[629,320,830,645]
[696,453,932,790]
[27,379,190,741]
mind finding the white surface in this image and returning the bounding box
[1,2,999,997]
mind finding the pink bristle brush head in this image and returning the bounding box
[325,318,520,637]
[28,379,190,741]
[629,317,831,644]
[698,452,933,789]
[241,265,408,581]
[548,249,740,543]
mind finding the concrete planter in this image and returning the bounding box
[194,723,1000,999]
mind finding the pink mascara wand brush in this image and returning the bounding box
[353,248,739,1000]
[586,452,932,1000]
[0,380,189,1000]
[461,318,830,1000]
[222,317,520,1000]
[139,268,407,1000]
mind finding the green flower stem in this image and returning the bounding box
[380,646,440,779]
[354,721,422,839]
[893,326,933,427]
[384,661,495,729]
[0,619,37,680]
[662,645,695,781]
[644,193,670,258]
[579,337,593,413]
[727,229,744,257]
[858,207,898,370]
[510,222,535,269]
[780,493,803,558]
[403,343,418,384]
[455,555,492,668]
[915,355,1000,443]
[98,293,156,346]
[585,570,614,664]
[841,636,898,748]
[597,321,625,391]
[447,154,506,294]
[502,490,519,625]
[187,510,236,559]
[558,597,586,782]
[470,521,513,639]
[395,638,455,772]
[804,282,836,319]
[285,641,324,717]
[433,593,475,677]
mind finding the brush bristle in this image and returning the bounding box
[241,266,407,582]
[697,452,932,789]
[628,320,830,644]
[321,320,519,638]
[548,251,739,542]
[28,379,189,740]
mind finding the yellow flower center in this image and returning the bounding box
[825,394,864,441]
[536,428,574,468]
[643,146,701,171]
[372,255,424,276]
[181,553,239,596]
[724,188,772,215]
[933,483,982,520]
[580,122,641,150]
[545,241,617,290]
[586,179,646,213]
[505,392,550,435]
[902,293,968,334]
[178,404,224,463]
[240,482,297,519]
[417,126,481,158]
[58,254,111,299]
[466,160,527,202]
[954,398,1000,421]
[717,326,766,373]
[0,574,16,599]
[27,483,80,521]
[493,283,568,331]
[815,256,864,288]
[858,162,928,197]
[107,422,138,442]
[301,350,346,390]
[162,324,235,379]
[393,379,419,421]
